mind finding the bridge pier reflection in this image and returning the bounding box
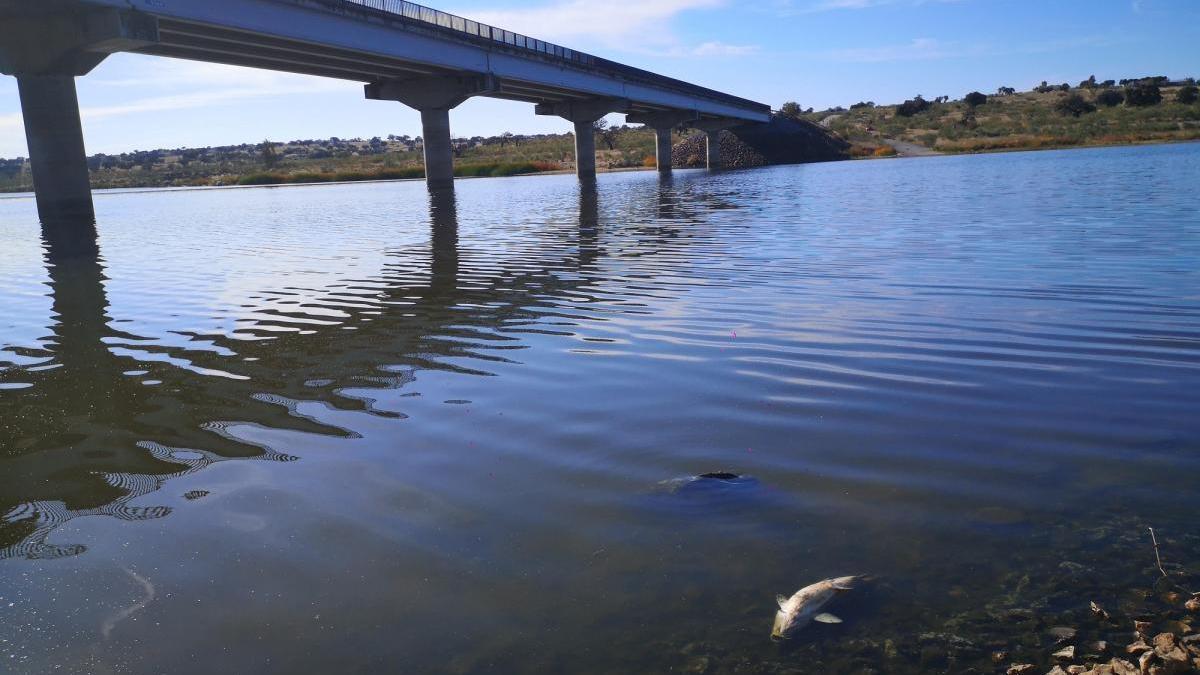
[428,188,459,291]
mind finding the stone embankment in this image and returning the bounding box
[672,114,850,169]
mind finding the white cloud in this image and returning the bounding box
[690,41,761,57]
[455,0,726,50]
[815,33,1122,64]
[821,37,954,63]
[1,61,355,156]
[0,113,22,143]
[776,0,966,14]
[80,64,352,123]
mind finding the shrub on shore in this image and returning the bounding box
[235,162,558,186]
[455,161,560,177]
[1178,85,1200,105]
[895,96,931,117]
[1096,89,1125,107]
[1125,82,1163,107]
[1055,94,1097,117]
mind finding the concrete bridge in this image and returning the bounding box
[0,0,771,221]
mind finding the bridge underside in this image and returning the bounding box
[141,19,684,117]
[0,0,771,219]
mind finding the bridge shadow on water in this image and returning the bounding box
[0,174,738,561]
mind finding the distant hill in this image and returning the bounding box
[801,76,1200,156]
[0,126,661,192]
[4,74,1194,193]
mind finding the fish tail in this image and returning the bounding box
[830,575,868,590]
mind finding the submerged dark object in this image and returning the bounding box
[656,472,761,497]
[697,472,741,481]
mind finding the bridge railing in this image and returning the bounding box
[336,0,771,114]
[342,0,593,66]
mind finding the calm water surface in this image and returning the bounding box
[1,144,1199,673]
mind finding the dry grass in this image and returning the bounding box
[822,85,1200,156]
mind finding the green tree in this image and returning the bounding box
[964,91,988,107]
[779,101,803,118]
[1095,89,1124,107]
[592,119,619,150]
[1055,93,1096,117]
[259,140,280,169]
[1124,82,1162,106]
[1177,85,1199,105]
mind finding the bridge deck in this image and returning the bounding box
[71,0,771,122]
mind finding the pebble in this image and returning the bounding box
[1051,627,1079,643]
[1053,645,1076,660]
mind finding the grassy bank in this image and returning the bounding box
[235,161,561,186]
[812,80,1200,156]
[0,127,661,193]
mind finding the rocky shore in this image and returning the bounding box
[1005,593,1200,675]
[672,114,851,169]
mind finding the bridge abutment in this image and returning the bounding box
[535,98,629,181]
[366,75,495,190]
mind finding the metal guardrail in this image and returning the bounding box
[343,0,594,66]
[337,0,770,114]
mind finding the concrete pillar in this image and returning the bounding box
[366,75,495,191]
[686,119,740,171]
[706,131,722,170]
[573,120,597,181]
[535,98,629,182]
[2,8,158,223]
[627,111,698,175]
[17,75,94,222]
[421,108,454,191]
[654,127,673,174]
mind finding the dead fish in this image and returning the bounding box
[771,575,863,640]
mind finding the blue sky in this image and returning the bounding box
[1,0,1198,158]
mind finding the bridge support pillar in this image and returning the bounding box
[686,119,741,170]
[1,8,158,222]
[17,75,94,221]
[420,108,454,191]
[535,98,629,182]
[573,121,598,181]
[654,128,673,174]
[706,131,722,169]
[627,110,700,174]
[366,75,495,191]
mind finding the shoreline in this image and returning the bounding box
[0,165,660,200]
[851,136,1200,161]
[3,138,1199,198]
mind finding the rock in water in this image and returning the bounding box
[1050,626,1078,643]
[1052,645,1076,660]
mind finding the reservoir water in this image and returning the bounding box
[1,144,1199,673]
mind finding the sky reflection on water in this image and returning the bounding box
[1,145,1199,673]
